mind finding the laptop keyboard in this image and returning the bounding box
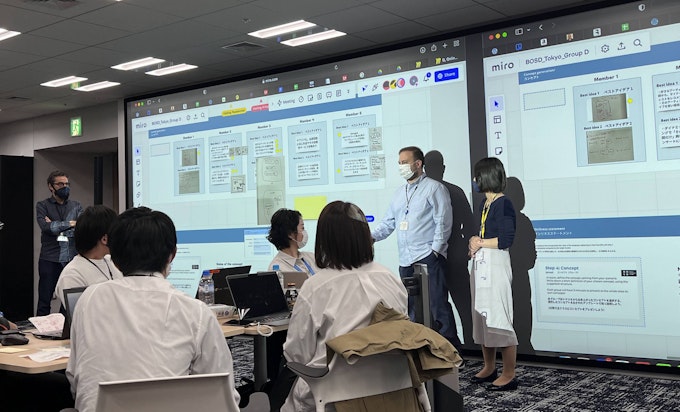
[256,313,290,325]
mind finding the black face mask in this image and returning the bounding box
[54,186,70,201]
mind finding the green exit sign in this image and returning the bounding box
[70,117,82,137]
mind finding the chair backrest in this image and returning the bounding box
[298,352,420,412]
[95,373,239,412]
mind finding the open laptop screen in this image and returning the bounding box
[227,272,288,318]
[62,286,87,339]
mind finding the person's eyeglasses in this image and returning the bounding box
[53,182,70,188]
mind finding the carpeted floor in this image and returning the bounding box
[458,360,680,412]
[228,337,680,411]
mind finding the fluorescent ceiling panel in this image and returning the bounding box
[281,30,346,46]
[248,20,316,38]
[112,57,165,71]
[40,76,88,87]
[145,63,198,76]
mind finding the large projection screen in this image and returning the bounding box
[126,38,471,299]
[127,0,680,373]
[482,0,680,370]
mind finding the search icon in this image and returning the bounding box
[633,38,642,47]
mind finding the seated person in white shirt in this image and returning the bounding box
[267,208,319,275]
[55,205,122,308]
[281,201,408,412]
[66,207,240,412]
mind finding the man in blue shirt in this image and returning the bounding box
[372,146,462,351]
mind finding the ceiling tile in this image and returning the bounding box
[30,19,132,46]
[353,21,438,45]
[253,0,365,19]
[0,49,45,67]
[124,0,245,19]
[0,34,85,57]
[314,5,406,33]
[371,0,476,20]
[416,4,505,31]
[98,21,237,55]
[74,2,184,32]
[0,4,63,32]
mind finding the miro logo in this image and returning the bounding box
[491,61,515,72]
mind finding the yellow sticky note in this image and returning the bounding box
[294,196,327,220]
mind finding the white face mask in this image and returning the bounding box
[399,163,415,180]
[295,229,308,249]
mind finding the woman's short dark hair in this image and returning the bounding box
[108,207,177,275]
[474,157,507,193]
[315,201,373,270]
[74,205,118,254]
[267,209,302,250]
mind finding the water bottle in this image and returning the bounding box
[273,264,283,289]
[198,270,215,305]
[285,282,298,311]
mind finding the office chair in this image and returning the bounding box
[94,372,241,412]
[286,351,430,412]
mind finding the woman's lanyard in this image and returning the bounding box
[84,256,113,281]
[480,194,499,238]
[292,258,315,275]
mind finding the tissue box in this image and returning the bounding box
[208,304,236,318]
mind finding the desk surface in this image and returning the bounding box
[1,324,248,375]
[0,334,70,374]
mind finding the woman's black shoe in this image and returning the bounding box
[486,378,518,391]
[469,369,498,384]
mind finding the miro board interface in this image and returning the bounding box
[127,0,680,370]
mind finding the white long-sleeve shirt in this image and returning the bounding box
[66,274,239,412]
[282,261,408,412]
[55,255,123,307]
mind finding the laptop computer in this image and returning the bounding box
[281,271,309,289]
[227,272,291,326]
[96,373,238,412]
[210,265,251,306]
[33,286,86,340]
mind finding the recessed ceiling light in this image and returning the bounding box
[0,28,20,42]
[112,57,165,71]
[40,76,88,87]
[74,81,121,92]
[145,64,197,76]
[248,20,316,38]
[281,30,346,47]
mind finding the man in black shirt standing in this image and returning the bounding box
[35,170,83,315]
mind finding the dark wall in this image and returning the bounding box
[0,156,34,320]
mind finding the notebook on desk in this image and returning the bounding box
[32,286,86,340]
[226,272,291,326]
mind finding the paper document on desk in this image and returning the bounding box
[21,347,70,362]
[28,313,65,335]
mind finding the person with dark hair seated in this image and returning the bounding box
[55,205,122,307]
[267,208,319,275]
[66,207,239,412]
[280,201,408,412]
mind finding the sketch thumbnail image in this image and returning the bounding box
[181,148,198,166]
[256,156,286,225]
[178,170,200,194]
[591,94,628,122]
[587,127,633,164]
